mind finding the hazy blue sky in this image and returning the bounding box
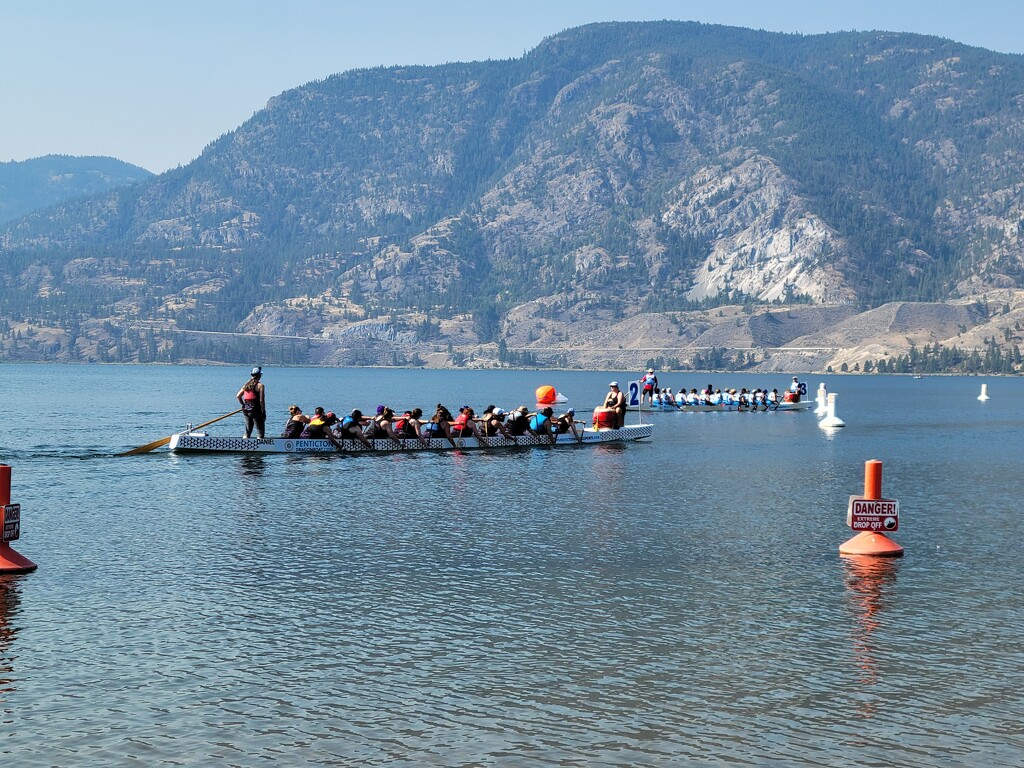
[3,0,1022,173]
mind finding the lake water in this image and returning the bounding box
[1,365,1022,766]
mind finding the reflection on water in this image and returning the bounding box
[0,576,23,700]
[1,367,1023,765]
[236,454,268,478]
[842,555,900,716]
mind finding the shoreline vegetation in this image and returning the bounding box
[0,340,1020,375]
[2,299,1022,375]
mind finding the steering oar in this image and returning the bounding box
[120,409,243,455]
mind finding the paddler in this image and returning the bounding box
[236,366,266,438]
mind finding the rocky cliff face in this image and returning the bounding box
[662,154,854,304]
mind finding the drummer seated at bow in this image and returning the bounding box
[595,381,626,428]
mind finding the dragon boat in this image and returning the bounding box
[169,424,653,454]
[627,400,812,412]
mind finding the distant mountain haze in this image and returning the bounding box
[1,22,1023,370]
[0,155,152,224]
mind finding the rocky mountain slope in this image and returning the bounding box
[2,22,1024,370]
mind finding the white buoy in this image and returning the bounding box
[978,383,990,401]
[819,393,846,429]
[815,383,828,416]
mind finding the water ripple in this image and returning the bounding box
[2,369,1024,764]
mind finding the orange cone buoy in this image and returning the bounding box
[535,385,567,405]
[0,465,37,574]
[840,460,904,558]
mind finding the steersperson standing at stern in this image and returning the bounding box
[236,366,267,438]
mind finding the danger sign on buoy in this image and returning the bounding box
[847,497,900,532]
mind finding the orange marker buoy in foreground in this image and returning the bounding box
[840,459,904,557]
[0,465,37,573]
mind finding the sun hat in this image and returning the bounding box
[518,405,529,414]
[647,368,654,373]
[493,407,505,417]
[609,381,619,387]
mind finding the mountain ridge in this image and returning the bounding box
[2,21,1023,371]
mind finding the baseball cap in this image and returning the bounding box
[609,381,619,387]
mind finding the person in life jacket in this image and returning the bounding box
[451,406,486,442]
[737,388,750,411]
[281,405,310,438]
[529,406,557,443]
[364,406,404,447]
[336,409,374,449]
[639,369,658,405]
[659,387,674,408]
[236,366,266,438]
[393,408,430,447]
[552,408,580,439]
[506,405,531,436]
[421,404,458,448]
[299,407,343,450]
[480,405,515,441]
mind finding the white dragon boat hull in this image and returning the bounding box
[628,401,811,412]
[169,424,653,454]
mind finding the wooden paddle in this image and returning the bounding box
[120,409,243,455]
